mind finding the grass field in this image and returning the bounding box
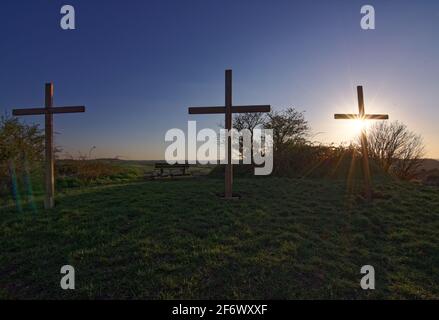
[0,176,438,299]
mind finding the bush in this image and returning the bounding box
[57,177,82,189]
[56,159,142,189]
[57,160,122,183]
[209,143,387,181]
[0,115,44,201]
[367,121,425,179]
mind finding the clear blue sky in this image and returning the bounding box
[1,0,438,159]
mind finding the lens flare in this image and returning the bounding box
[23,156,37,214]
[8,160,23,213]
[351,119,370,134]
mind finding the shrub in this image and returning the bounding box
[0,115,44,202]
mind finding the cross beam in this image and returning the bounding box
[13,106,85,116]
[12,83,86,209]
[334,86,389,200]
[334,114,388,120]
[188,70,271,199]
[189,105,270,114]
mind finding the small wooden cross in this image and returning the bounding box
[334,85,389,200]
[188,70,270,199]
[12,83,86,209]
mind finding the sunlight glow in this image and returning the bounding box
[352,119,368,133]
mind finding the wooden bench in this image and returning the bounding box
[154,163,190,178]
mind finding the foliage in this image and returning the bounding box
[229,108,396,180]
[0,115,44,199]
[233,112,266,132]
[271,143,348,177]
[366,121,425,179]
[230,109,426,182]
[232,107,310,167]
[58,159,122,183]
[264,108,309,152]
[0,115,44,163]
[232,112,266,163]
[57,157,142,188]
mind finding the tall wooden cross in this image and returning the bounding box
[188,69,270,199]
[12,83,86,209]
[334,85,388,200]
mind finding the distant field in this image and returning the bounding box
[0,177,438,299]
[59,158,215,176]
[0,159,214,207]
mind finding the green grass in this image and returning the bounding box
[0,177,438,299]
[0,160,214,208]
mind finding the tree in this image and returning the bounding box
[366,121,424,179]
[233,112,266,132]
[232,112,266,163]
[0,115,44,196]
[264,108,309,151]
[261,108,309,175]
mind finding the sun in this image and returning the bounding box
[350,118,369,135]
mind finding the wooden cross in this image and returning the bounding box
[188,69,270,199]
[12,83,85,209]
[334,85,389,200]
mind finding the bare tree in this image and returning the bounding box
[367,121,424,179]
[264,108,309,151]
[392,133,424,179]
[232,112,266,163]
[233,112,266,132]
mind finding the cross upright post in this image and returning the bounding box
[357,86,372,200]
[225,70,233,197]
[334,85,389,200]
[12,83,86,209]
[45,83,55,208]
[189,70,271,199]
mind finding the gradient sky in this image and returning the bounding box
[1,0,438,159]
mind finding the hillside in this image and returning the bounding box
[419,159,439,171]
[1,177,438,299]
[416,159,439,186]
